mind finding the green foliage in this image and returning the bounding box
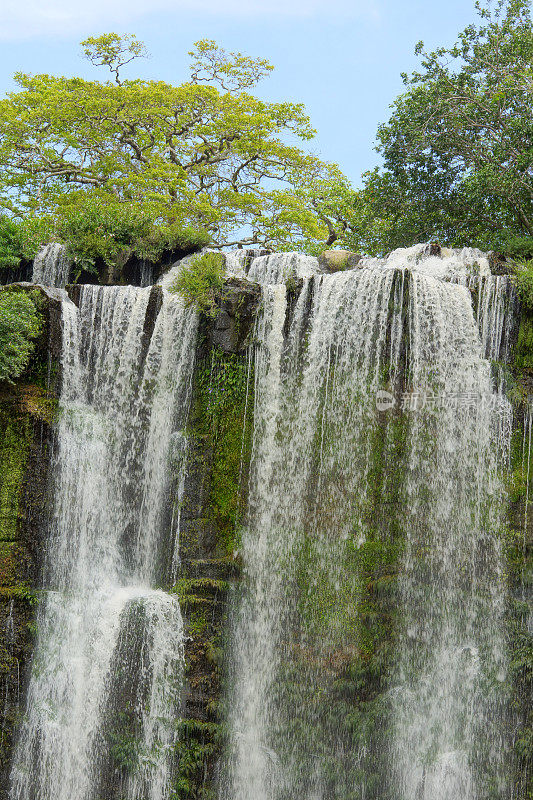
[107,711,140,774]
[0,216,24,270]
[8,585,39,606]
[345,0,533,255]
[0,34,350,252]
[0,289,42,383]
[510,261,533,373]
[171,253,225,315]
[15,216,57,261]
[512,261,533,309]
[81,33,148,85]
[56,196,210,273]
[190,349,253,555]
[172,719,219,799]
[504,235,533,261]
[0,214,65,266]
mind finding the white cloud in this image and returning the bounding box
[0,0,379,41]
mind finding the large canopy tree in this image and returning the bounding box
[0,35,350,253]
[345,0,533,256]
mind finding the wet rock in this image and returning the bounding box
[318,250,362,273]
[0,260,32,286]
[140,285,163,361]
[211,277,261,353]
[0,384,56,795]
[427,241,442,257]
[487,251,515,276]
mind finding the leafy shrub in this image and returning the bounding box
[18,216,58,260]
[170,252,225,315]
[0,215,55,268]
[0,216,24,270]
[0,289,42,382]
[0,201,211,277]
[501,234,533,261]
[512,260,533,310]
[57,197,210,272]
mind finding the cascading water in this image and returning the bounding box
[9,240,524,799]
[246,252,319,284]
[10,284,197,800]
[388,270,511,800]
[32,244,71,288]
[222,245,514,800]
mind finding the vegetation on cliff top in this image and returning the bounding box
[344,0,533,256]
[171,253,226,316]
[0,289,42,382]
[0,34,350,257]
[0,0,530,267]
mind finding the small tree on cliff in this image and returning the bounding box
[0,34,349,253]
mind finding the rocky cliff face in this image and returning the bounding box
[170,280,259,798]
[0,277,259,799]
[0,268,531,799]
[0,286,62,793]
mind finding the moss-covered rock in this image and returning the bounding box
[171,286,258,797]
[318,249,362,273]
[0,385,55,793]
[211,278,261,353]
[0,281,59,794]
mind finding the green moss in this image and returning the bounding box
[0,407,31,543]
[173,577,229,600]
[171,253,225,316]
[514,314,533,373]
[172,720,220,799]
[188,609,209,637]
[189,348,254,556]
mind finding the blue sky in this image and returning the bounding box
[0,0,477,187]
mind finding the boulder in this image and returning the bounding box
[487,251,515,276]
[318,250,362,273]
[426,241,442,257]
[211,277,261,353]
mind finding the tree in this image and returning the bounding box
[0,289,41,382]
[0,36,349,253]
[346,0,533,256]
[0,216,24,269]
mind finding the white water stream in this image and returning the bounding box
[222,245,515,800]
[32,244,71,289]
[10,285,197,800]
[11,242,522,799]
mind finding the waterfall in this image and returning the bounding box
[389,271,511,800]
[222,246,514,800]
[10,285,198,800]
[225,249,269,278]
[159,249,318,286]
[32,244,71,288]
[9,238,522,798]
[476,274,515,363]
[246,252,319,284]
